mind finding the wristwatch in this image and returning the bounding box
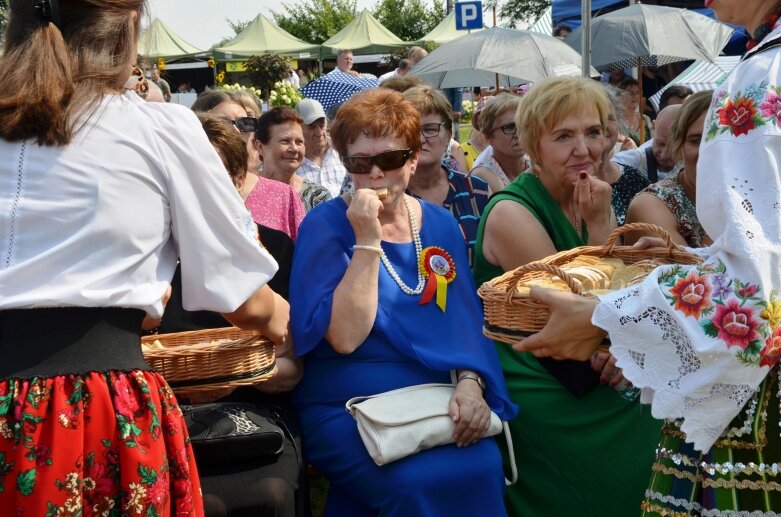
[457,373,486,392]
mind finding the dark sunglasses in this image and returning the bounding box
[342,148,414,174]
[493,122,517,135]
[220,116,258,133]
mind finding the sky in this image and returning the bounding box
[146,0,405,51]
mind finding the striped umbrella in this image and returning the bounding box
[649,56,741,111]
[527,7,553,36]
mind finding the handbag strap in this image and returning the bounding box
[502,421,518,486]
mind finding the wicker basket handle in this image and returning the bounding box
[603,223,676,255]
[503,262,582,304]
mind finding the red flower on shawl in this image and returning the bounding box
[87,461,116,498]
[761,327,781,367]
[669,271,712,318]
[711,299,761,349]
[103,446,119,467]
[112,373,141,418]
[717,97,757,136]
[147,474,170,506]
[173,478,194,515]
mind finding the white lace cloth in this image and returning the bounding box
[593,25,781,453]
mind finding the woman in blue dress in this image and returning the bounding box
[290,88,517,516]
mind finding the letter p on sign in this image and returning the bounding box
[455,1,483,31]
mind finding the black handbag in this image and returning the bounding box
[181,402,285,467]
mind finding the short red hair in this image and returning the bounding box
[330,89,421,158]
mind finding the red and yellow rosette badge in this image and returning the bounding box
[419,246,456,312]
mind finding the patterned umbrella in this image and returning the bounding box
[322,68,380,89]
[565,5,734,71]
[299,78,363,113]
[648,56,741,111]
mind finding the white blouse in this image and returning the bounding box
[0,92,277,318]
[594,25,781,452]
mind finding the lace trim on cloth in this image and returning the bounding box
[594,261,776,452]
[4,141,26,270]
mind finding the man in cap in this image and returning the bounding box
[295,99,348,198]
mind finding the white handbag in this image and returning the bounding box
[345,383,517,484]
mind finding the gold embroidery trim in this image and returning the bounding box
[702,477,781,492]
[640,500,692,517]
[652,463,702,482]
[652,463,781,491]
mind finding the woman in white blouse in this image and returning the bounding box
[0,1,288,515]
[515,0,781,513]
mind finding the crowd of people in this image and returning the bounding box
[2,0,781,516]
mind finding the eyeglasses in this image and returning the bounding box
[342,148,414,174]
[421,122,447,138]
[220,116,258,133]
[493,122,517,135]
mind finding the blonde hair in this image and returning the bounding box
[479,92,521,135]
[516,76,610,164]
[669,90,712,162]
[228,90,261,117]
[402,85,453,135]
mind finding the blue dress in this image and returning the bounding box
[291,197,517,517]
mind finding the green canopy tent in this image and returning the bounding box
[138,18,206,60]
[213,14,320,61]
[321,9,407,56]
[414,11,484,45]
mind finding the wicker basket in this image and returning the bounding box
[478,223,703,347]
[141,327,276,394]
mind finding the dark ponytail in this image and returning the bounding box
[0,0,146,146]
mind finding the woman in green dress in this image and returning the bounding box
[472,76,662,516]
[509,1,781,514]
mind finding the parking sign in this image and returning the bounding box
[455,1,483,31]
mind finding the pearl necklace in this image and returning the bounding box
[380,195,425,295]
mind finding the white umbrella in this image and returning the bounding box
[649,56,741,111]
[412,26,597,89]
[565,5,734,71]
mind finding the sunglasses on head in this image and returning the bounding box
[220,116,258,133]
[342,148,414,174]
[494,122,517,135]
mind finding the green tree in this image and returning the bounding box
[272,0,357,44]
[213,17,254,48]
[0,0,7,39]
[245,53,291,101]
[498,0,551,28]
[227,17,253,35]
[372,0,446,42]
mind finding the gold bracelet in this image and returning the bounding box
[352,244,383,255]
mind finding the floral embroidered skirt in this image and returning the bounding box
[0,371,204,516]
[642,367,781,516]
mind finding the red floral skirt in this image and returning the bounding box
[0,370,204,516]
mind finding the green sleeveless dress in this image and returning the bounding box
[473,173,662,517]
